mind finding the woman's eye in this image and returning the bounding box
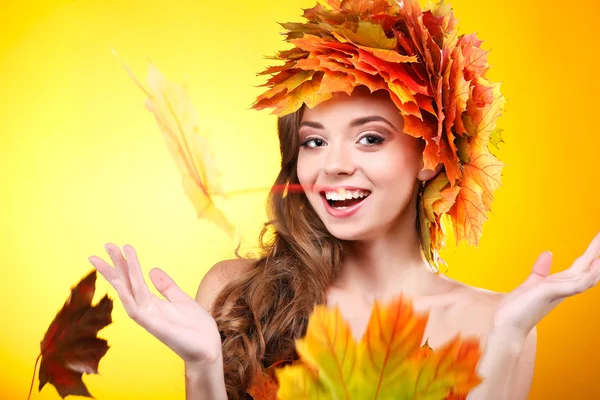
[358,134,385,146]
[301,138,326,148]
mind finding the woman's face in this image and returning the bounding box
[296,88,427,241]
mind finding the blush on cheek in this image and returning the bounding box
[296,154,319,183]
[369,158,415,183]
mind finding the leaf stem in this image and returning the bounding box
[27,353,41,400]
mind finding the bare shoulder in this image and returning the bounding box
[436,279,507,346]
[451,282,537,347]
[454,282,506,310]
[195,258,255,313]
[435,274,505,314]
[451,282,537,399]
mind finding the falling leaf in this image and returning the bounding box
[117,55,237,239]
[31,270,113,399]
[247,294,482,399]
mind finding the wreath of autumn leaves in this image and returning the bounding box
[252,0,507,270]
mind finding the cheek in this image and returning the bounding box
[364,151,419,185]
[296,152,315,185]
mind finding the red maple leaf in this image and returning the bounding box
[29,270,113,399]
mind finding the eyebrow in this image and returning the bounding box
[299,115,397,131]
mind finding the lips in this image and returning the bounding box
[318,187,371,218]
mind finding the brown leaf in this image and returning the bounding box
[36,270,112,398]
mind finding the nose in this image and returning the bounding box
[323,142,355,176]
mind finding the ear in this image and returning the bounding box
[417,162,443,182]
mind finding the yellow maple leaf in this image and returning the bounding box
[418,172,460,270]
[337,20,397,50]
[117,57,236,239]
[249,295,483,399]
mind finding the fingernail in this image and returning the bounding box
[104,243,110,252]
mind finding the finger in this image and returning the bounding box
[576,267,600,294]
[550,266,599,298]
[524,251,553,285]
[593,258,600,286]
[572,231,600,274]
[149,267,193,303]
[122,244,153,306]
[88,255,119,283]
[584,231,600,262]
[104,243,134,295]
[88,255,139,315]
[532,251,553,278]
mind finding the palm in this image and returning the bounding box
[133,290,219,361]
[493,232,600,337]
[88,243,222,365]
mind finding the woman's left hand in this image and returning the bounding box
[491,231,600,341]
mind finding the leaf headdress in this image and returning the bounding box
[251,0,507,270]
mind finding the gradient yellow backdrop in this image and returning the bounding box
[2,0,599,399]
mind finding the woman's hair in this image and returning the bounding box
[210,102,428,398]
[210,106,345,399]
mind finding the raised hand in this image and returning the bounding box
[492,232,600,339]
[88,243,222,366]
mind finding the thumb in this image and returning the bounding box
[528,251,553,281]
[149,267,192,302]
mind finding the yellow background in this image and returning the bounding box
[1,0,599,399]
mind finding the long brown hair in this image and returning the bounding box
[210,106,345,399]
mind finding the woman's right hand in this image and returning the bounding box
[88,243,222,366]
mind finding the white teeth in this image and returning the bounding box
[324,190,370,201]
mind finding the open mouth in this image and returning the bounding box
[321,189,371,209]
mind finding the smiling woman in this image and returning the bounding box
[3,0,600,399]
[85,1,600,399]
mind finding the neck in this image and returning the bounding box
[332,194,440,301]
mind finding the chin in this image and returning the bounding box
[322,222,379,242]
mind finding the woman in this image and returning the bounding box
[88,0,600,399]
